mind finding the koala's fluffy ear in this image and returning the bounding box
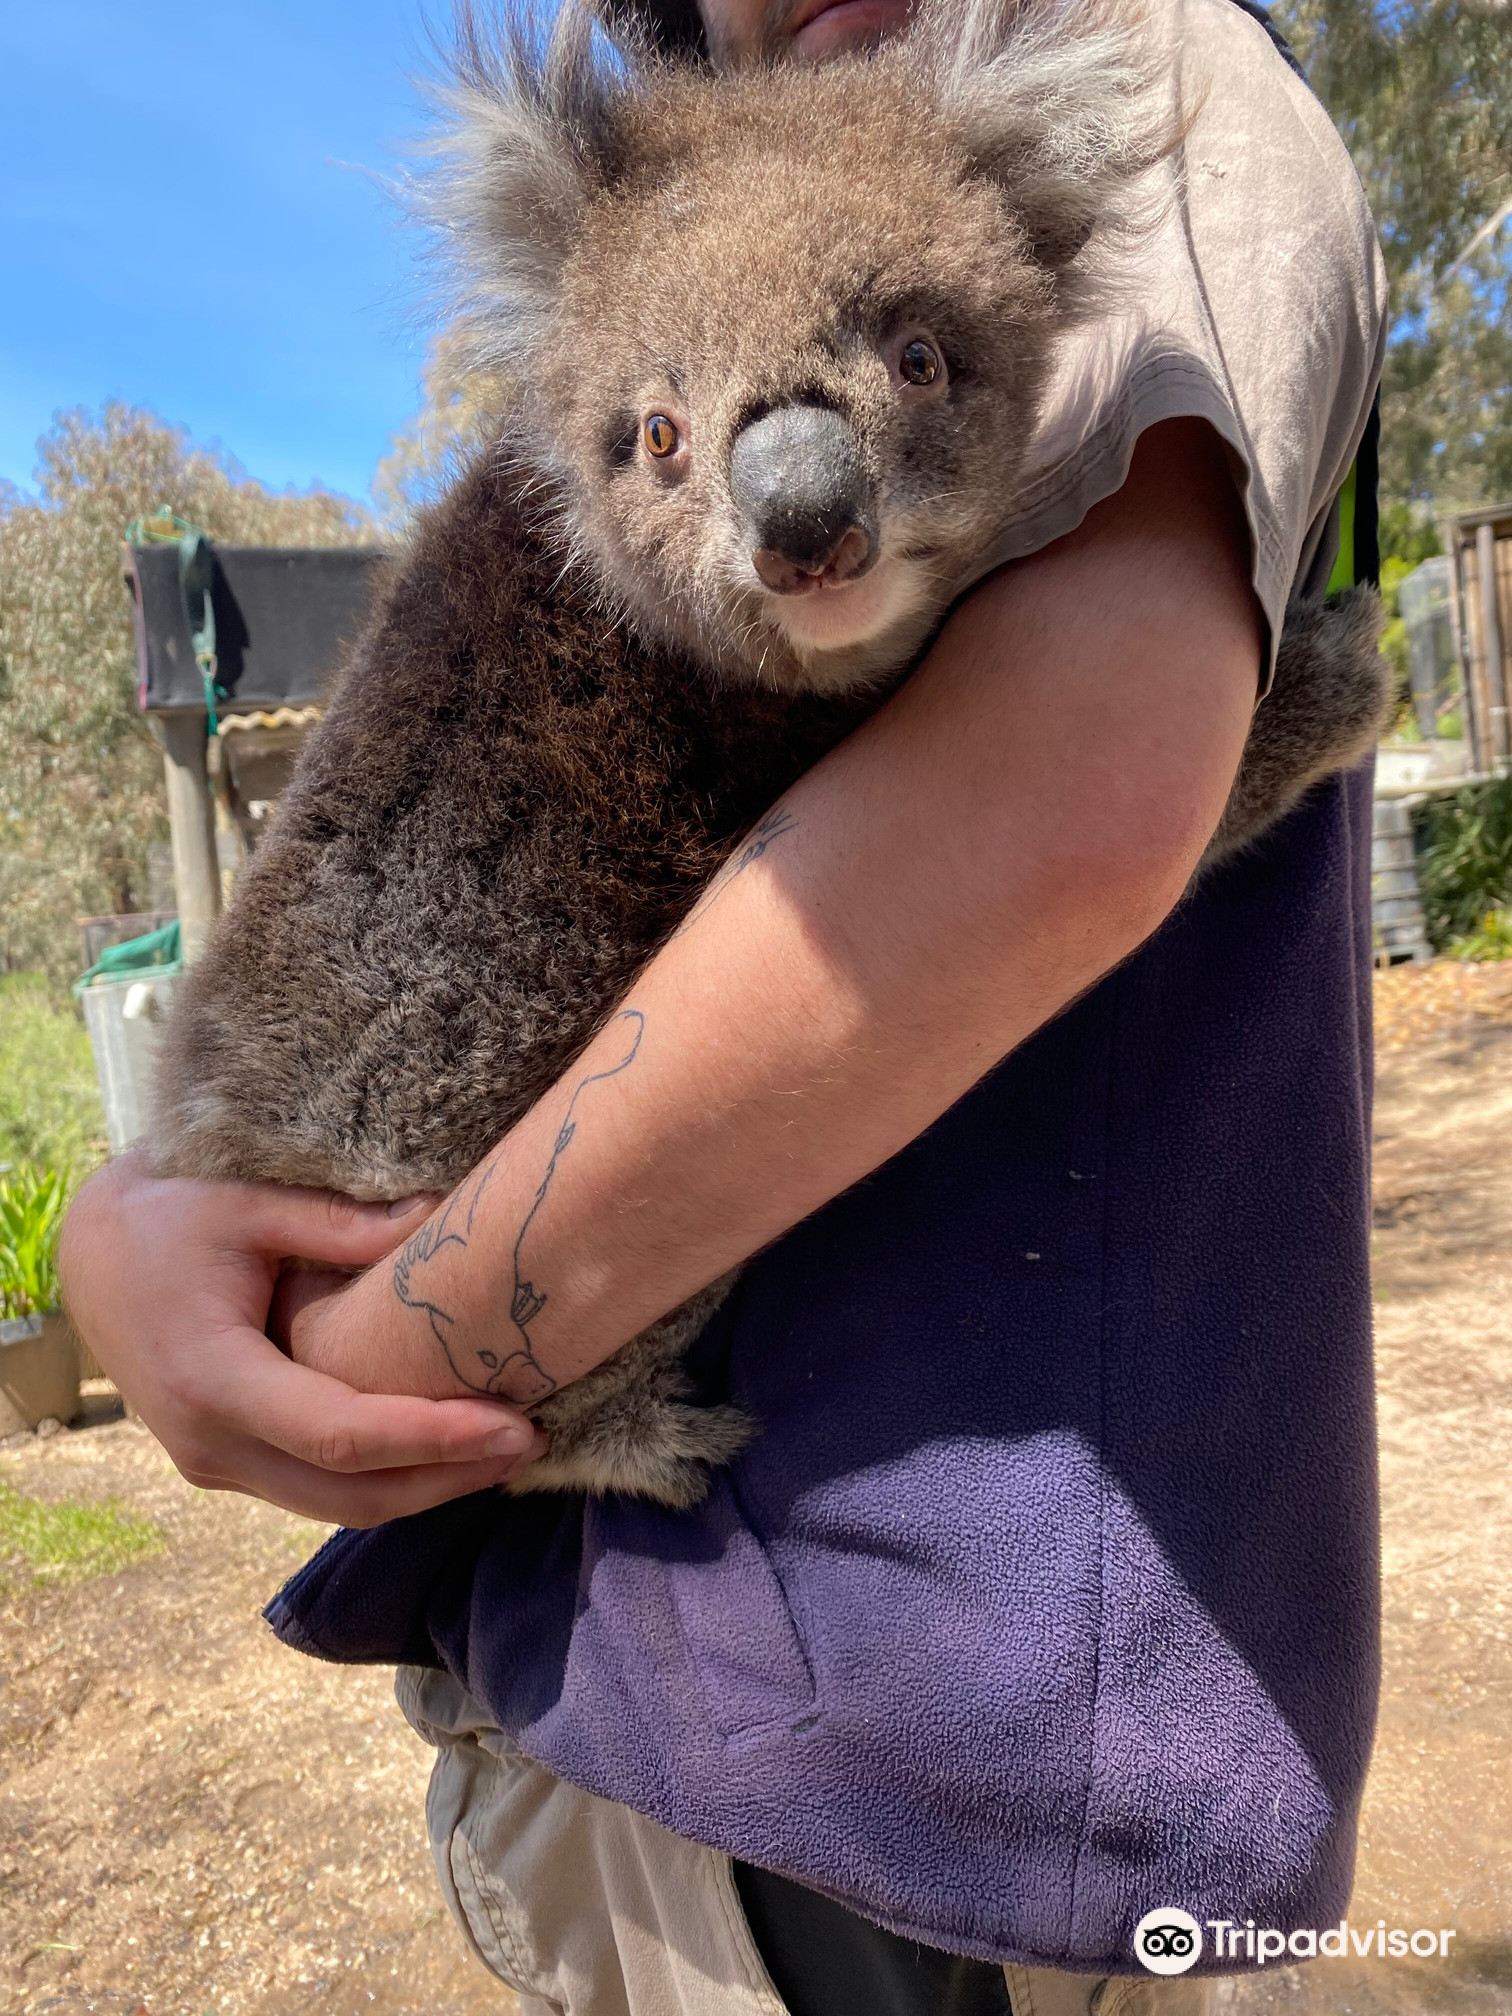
[916,0,1188,297]
[422,3,644,361]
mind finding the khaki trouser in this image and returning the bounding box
[397,1666,1216,2016]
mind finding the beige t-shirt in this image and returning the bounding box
[970,0,1389,690]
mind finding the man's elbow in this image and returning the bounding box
[1009,782,1230,965]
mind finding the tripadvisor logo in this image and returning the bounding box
[1133,1908,1459,1972]
[1133,1908,1203,1976]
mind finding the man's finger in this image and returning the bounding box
[199,1442,529,1527]
[236,1182,442,1269]
[222,1335,546,1472]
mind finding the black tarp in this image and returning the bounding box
[124,543,388,713]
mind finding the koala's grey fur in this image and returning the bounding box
[150,0,1390,1508]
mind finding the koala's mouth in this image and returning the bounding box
[762,552,929,657]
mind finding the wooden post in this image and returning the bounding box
[152,710,221,962]
[1476,520,1509,770]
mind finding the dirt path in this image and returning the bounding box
[0,1411,509,2016]
[2,965,1509,2016]
[1274,963,1511,2015]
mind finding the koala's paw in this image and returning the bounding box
[505,1399,757,1509]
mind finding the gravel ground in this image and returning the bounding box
[2,963,1508,2016]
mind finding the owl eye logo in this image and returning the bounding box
[1143,1925,1195,1957]
[1133,1908,1203,1976]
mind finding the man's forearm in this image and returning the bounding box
[303,420,1260,1404]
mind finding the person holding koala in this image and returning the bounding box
[60,0,1387,2010]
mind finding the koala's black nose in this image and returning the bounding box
[730,404,876,593]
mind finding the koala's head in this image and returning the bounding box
[430,0,1180,690]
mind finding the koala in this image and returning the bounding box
[149,0,1389,1507]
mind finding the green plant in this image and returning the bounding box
[0,1166,69,1319]
[1414,776,1512,952]
[1447,908,1512,963]
[0,972,106,1175]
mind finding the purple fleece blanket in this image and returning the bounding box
[267,757,1380,1976]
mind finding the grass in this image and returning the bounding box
[0,1474,163,1593]
[0,971,107,1177]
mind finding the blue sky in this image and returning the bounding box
[1,0,451,508]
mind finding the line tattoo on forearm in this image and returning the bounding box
[668,803,798,940]
[391,1009,648,1405]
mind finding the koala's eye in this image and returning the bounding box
[899,338,943,387]
[643,414,680,458]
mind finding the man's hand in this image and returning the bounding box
[268,1232,494,1405]
[57,1150,546,1527]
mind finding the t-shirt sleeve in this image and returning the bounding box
[966,0,1390,692]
